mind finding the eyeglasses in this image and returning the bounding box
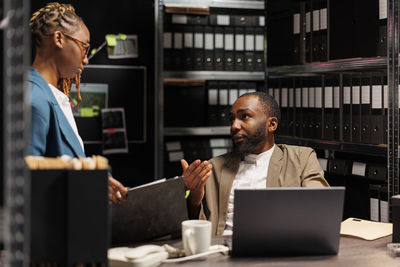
[62,32,90,59]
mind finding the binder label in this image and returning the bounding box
[217,15,230,25]
[293,13,300,34]
[381,200,389,222]
[352,162,366,176]
[235,34,244,51]
[245,34,255,51]
[352,86,360,104]
[259,16,265,27]
[302,87,309,108]
[240,89,248,96]
[229,89,238,105]
[384,85,388,109]
[334,87,340,108]
[274,88,280,106]
[370,198,379,222]
[281,88,288,108]
[309,87,315,108]
[372,85,383,109]
[313,10,320,31]
[208,89,218,105]
[320,8,327,30]
[317,158,328,171]
[306,12,311,33]
[361,86,370,104]
[174,33,183,49]
[169,151,184,162]
[194,33,204,49]
[268,88,274,97]
[255,35,264,51]
[163,32,172,49]
[172,14,188,24]
[219,89,229,105]
[166,141,181,151]
[215,33,224,49]
[379,0,387,20]
[205,33,214,50]
[184,32,193,48]
[315,87,322,108]
[295,88,301,107]
[344,86,351,104]
[225,34,234,51]
[212,148,228,157]
[289,88,294,107]
[210,138,230,147]
[324,87,333,108]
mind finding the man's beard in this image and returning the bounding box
[232,124,266,157]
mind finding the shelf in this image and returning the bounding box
[267,57,387,77]
[163,71,265,80]
[164,126,230,136]
[276,135,387,157]
[163,0,264,10]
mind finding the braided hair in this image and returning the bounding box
[30,2,83,106]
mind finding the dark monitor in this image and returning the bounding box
[74,65,146,143]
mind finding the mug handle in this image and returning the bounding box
[184,229,196,255]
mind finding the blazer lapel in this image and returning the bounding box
[266,145,283,187]
[53,107,85,157]
[29,68,84,157]
[219,154,241,222]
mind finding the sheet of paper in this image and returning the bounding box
[340,217,392,240]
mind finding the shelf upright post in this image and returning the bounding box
[155,0,165,179]
[387,0,400,219]
[3,0,31,265]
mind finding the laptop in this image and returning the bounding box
[231,187,345,257]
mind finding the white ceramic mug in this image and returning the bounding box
[181,220,211,256]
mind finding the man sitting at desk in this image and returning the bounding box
[182,91,329,236]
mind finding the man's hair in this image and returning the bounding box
[30,2,84,107]
[239,91,281,122]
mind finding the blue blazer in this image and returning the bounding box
[28,68,85,158]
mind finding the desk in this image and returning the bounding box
[159,235,398,266]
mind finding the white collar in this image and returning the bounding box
[243,144,275,166]
[48,83,70,105]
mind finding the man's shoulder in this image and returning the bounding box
[276,144,315,158]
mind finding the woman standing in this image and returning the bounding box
[28,2,127,203]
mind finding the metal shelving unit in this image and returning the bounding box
[276,136,388,158]
[163,0,264,10]
[156,0,265,177]
[164,71,265,80]
[164,126,230,136]
[267,57,387,77]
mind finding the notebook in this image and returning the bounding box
[111,176,188,245]
[231,187,345,257]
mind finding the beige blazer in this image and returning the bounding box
[198,144,329,235]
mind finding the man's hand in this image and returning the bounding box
[108,176,128,204]
[181,159,212,207]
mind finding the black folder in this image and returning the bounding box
[361,75,371,144]
[305,0,312,63]
[172,25,184,70]
[370,74,385,145]
[204,26,214,71]
[193,25,205,70]
[244,27,255,71]
[183,25,194,70]
[207,81,219,126]
[254,27,265,71]
[163,24,173,70]
[111,177,188,245]
[351,76,362,143]
[234,27,245,71]
[224,27,235,71]
[343,75,352,142]
[214,26,224,71]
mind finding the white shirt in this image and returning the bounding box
[48,83,84,152]
[223,144,275,236]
